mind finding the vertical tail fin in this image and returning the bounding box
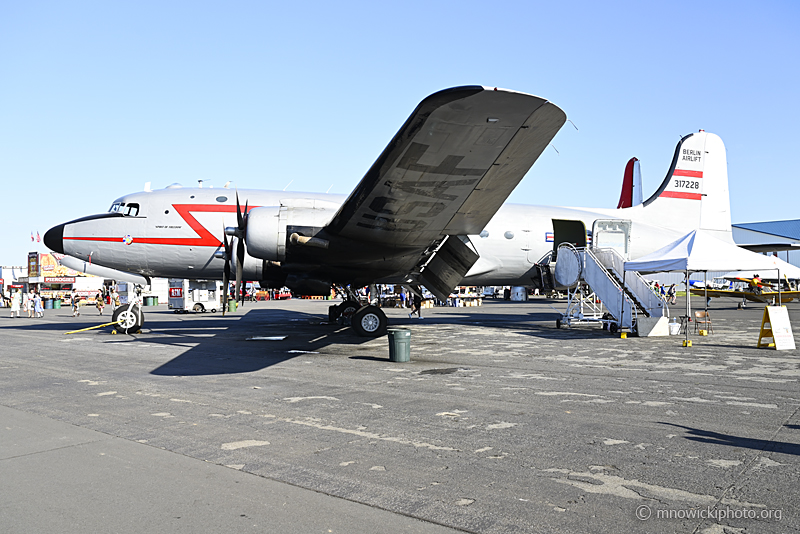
[616,157,642,209]
[639,131,732,241]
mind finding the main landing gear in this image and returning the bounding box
[328,289,388,337]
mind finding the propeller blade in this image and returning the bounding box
[236,236,245,304]
[234,191,249,305]
[236,191,243,229]
[222,229,231,316]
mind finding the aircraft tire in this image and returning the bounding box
[328,305,340,323]
[556,318,561,329]
[113,303,145,334]
[337,301,360,326]
[609,323,618,334]
[351,305,387,337]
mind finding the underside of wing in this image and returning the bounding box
[739,243,800,253]
[324,86,566,247]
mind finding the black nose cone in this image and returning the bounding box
[44,224,65,254]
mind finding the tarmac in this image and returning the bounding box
[1,297,798,533]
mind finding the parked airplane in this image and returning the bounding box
[43,82,745,337]
[691,274,800,305]
[44,86,567,335]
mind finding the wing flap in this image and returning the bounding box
[418,235,480,302]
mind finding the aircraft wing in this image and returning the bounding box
[690,288,799,303]
[324,86,566,246]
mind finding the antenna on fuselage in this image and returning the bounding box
[144,182,152,192]
[283,180,293,191]
[223,181,231,189]
[326,185,333,194]
[198,180,204,188]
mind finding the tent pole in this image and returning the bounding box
[685,270,690,344]
[704,271,708,315]
[620,270,625,332]
[778,268,782,306]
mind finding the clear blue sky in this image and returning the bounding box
[1,0,797,267]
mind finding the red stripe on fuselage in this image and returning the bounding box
[673,169,703,178]
[64,204,257,247]
[660,191,702,200]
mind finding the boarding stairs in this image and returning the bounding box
[533,251,556,294]
[555,245,668,331]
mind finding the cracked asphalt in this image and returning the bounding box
[1,297,798,533]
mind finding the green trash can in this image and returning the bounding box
[153,296,158,306]
[227,300,237,313]
[53,299,62,309]
[387,328,411,362]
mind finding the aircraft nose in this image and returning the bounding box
[44,224,65,254]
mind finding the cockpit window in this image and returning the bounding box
[108,202,139,216]
[124,203,140,216]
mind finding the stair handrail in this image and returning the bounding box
[581,247,638,328]
[591,248,669,317]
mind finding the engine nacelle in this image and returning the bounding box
[245,203,335,262]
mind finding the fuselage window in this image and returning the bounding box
[124,203,140,216]
[216,196,228,203]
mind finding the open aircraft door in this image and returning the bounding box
[551,219,587,261]
[592,219,632,260]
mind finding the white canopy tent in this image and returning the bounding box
[624,230,784,343]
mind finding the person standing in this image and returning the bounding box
[10,291,21,318]
[409,293,422,319]
[95,289,105,315]
[668,284,677,305]
[71,289,81,317]
[24,291,32,318]
[33,292,43,318]
[110,286,119,311]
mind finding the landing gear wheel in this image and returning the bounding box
[337,300,360,326]
[211,308,217,313]
[328,305,340,323]
[351,305,387,337]
[556,318,562,329]
[113,303,145,334]
[609,322,618,334]
[193,303,204,313]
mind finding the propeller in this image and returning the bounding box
[221,229,233,316]
[235,192,248,305]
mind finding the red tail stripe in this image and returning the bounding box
[673,169,703,178]
[660,191,702,200]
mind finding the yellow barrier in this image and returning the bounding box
[64,320,122,335]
